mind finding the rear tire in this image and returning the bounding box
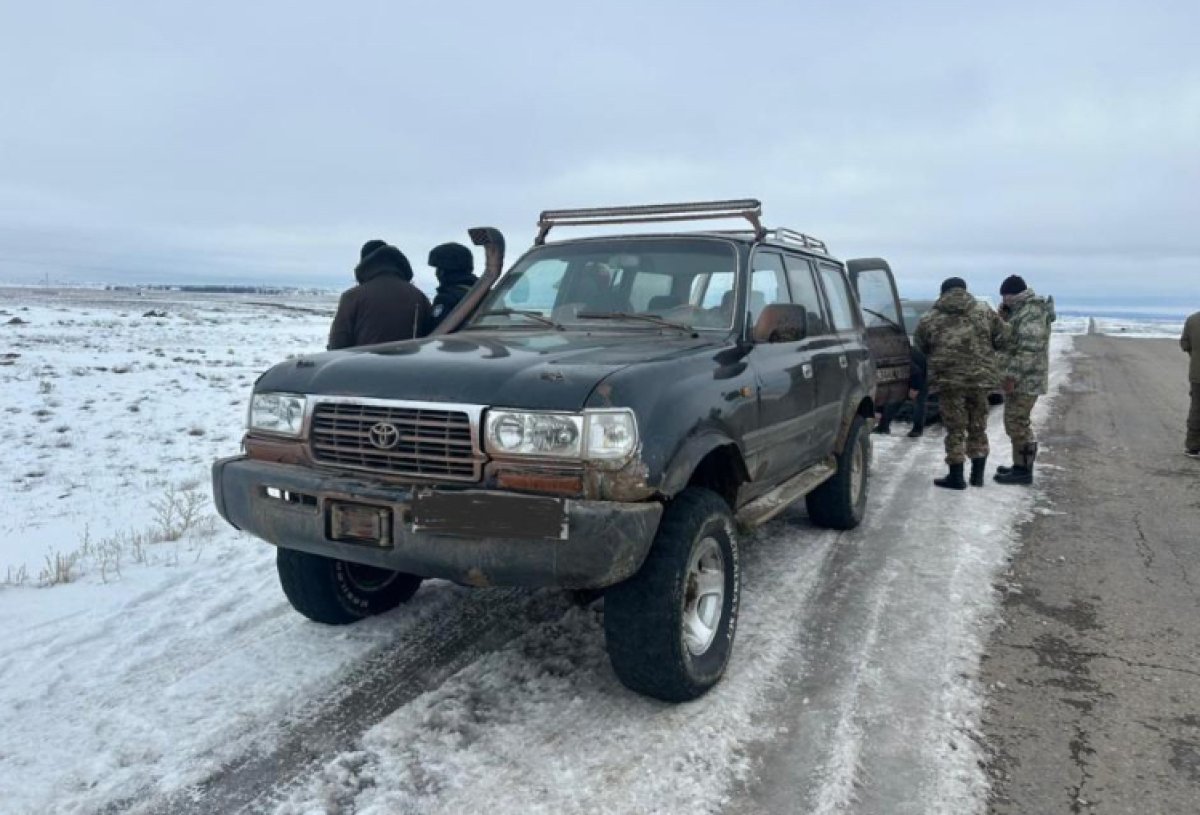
[604,488,740,702]
[276,548,422,625]
[806,415,870,530]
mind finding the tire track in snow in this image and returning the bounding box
[114,587,573,815]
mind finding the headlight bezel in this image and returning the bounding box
[247,392,309,438]
[484,407,638,462]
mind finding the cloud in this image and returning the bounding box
[0,0,1197,300]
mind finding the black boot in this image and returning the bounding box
[934,462,967,490]
[969,456,987,487]
[995,441,1028,477]
[907,424,924,438]
[995,443,1037,485]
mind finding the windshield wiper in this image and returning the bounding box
[575,311,698,334]
[477,309,564,330]
[862,308,906,334]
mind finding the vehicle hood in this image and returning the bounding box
[256,330,723,411]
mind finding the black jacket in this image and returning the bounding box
[431,273,479,327]
[328,267,432,350]
[909,347,927,392]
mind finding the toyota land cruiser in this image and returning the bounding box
[212,199,909,701]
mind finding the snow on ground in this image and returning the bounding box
[0,286,1114,815]
[274,338,1077,815]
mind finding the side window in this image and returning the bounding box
[628,271,673,312]
[855,269,902,329]
[817,264,857,332]
[749,251,790,324]
[783,255,828,335]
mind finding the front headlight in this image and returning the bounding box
[248,392,307,437]
[486,410,584,458]
[485,408,637,461]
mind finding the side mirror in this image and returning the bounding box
[752,303,808,344]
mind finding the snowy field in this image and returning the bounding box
[0,285,1165,814]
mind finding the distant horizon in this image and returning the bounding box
[2,278,1194,313]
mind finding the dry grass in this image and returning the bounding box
[3,481,220,589]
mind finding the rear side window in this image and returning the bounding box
[817,264,857,332]
[783,255,828,335]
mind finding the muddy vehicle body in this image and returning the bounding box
[212,200,909,701]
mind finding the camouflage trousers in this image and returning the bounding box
[1188,383,1200,451]
[1003,392,1040,451]
[940,387,990,465]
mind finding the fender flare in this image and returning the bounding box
[836,389,875,453]
[658,431,750,498]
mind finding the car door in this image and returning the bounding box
[801,258,859,456]
[744,250,819,485]
[846,258,911,408]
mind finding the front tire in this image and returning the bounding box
[806,415,870,530]
[604,488,740,702]
[276,548,423,625]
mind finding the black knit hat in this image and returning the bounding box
[428,242,474,273]
[999,275,1028,295]
[940,276,968,294]
[355,242,413,282]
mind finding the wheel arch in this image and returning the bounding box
[659,433,750,508]
[835,393,875,453]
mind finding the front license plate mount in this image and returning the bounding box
[411,490,568,540]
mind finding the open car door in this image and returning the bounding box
[847,257,910,408]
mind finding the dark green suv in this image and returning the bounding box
[212,200,909,701]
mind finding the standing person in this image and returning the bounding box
[906,345,930,437]
[993,275,1056,484]
[872,346,928,437]
[428,242,479,327]
[1182,309,1200,457]
[328,240,432,350]
[913,277,1007,490]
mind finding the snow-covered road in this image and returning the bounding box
[1,287,1075,814]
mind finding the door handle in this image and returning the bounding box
[838,355,848,369]
[802,363,813,379]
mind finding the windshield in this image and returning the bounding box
[470,238,739,331]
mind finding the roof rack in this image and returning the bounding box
[535,198,765,245]
[709,228,829,254]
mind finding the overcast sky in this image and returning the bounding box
[1,0,1196,301]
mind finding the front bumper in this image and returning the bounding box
[211,456,662,589]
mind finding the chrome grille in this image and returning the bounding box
[310,401,480,481]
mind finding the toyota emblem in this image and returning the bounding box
[367,422,400,450]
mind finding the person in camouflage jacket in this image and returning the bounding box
[993,275,1056,485]
[1182,310,1200,457]
[913,278,1008,490]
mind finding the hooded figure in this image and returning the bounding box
[327,240,433,349]
[913,278,1009,490]
[428,242,478,327]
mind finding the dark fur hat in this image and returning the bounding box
[355,242,413,282]
[940,276,968,294]
[428,242,474,273]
